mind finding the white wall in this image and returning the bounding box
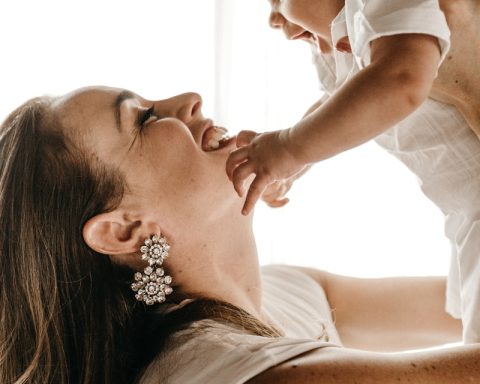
[0,0,216,116]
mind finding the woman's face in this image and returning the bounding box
[52,86,240,232]
[267,0,344,52]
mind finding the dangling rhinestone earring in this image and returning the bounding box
[131,234,173,305]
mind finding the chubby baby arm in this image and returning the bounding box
[290,33,442,164]
[227,33,441,215]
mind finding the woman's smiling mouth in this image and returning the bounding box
[202,125,235,152]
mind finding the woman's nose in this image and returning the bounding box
[178,92,202,123]
[164,92,203,124]
[269,11,285,29]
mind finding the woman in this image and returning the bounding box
[0,86,478,383]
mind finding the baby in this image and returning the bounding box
[227,0,480,343]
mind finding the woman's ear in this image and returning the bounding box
[82,210,158,255]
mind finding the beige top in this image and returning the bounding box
[139,265,341,384]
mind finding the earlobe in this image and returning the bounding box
[82,211,154,255]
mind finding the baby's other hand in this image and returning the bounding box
[261,179,291,208]
[261,162,313,208]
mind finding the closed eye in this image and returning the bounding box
[129,104,157,151]
[137,105,157,129]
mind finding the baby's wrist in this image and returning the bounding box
[279,128,310,168]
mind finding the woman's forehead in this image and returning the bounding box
[51,86,128,137]
[56,86,126,109]
[54,87,127,119]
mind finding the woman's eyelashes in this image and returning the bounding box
[129,105,158,150]
[137,105,158,130]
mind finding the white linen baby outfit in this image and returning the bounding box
[139,265,341,384]
[312,0,480,342]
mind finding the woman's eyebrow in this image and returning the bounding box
[113,90,135,132]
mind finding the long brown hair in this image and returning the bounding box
[0,95,279,384]
[0,97,146,383]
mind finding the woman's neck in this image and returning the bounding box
[172,213,266,321]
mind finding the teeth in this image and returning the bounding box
[208,139,220,149]
[213,130,227,141]
[205,126,231,151]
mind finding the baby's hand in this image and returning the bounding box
[261,179,291,208]
[226,129,307,215]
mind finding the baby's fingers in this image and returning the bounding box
[236,130,258,147]
[262,181,287,201]
[266,197,289,208]
[242,176,269,216]
[231,161,256,197]
[226,146,249,180]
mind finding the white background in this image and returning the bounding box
[0,0,450,277]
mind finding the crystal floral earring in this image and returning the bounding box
[131,234,173,305]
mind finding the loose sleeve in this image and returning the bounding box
[346,0,451,68]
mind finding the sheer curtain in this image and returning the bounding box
[213,0,449,277]
[0,0,449,277]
